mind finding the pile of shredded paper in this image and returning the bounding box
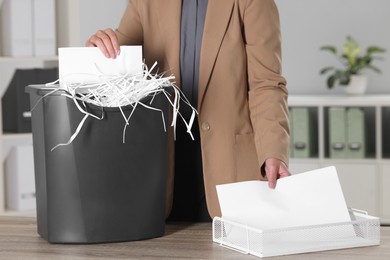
[33,62,197,151]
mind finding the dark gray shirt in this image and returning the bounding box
[168,0,210,222]
[180,0,208,108]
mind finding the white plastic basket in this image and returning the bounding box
[212,208,380,258]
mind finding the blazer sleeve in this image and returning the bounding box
[244,0,290,167]
[115,0,144,45]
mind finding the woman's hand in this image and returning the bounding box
[85,28,120,59]
[262,158,291,189]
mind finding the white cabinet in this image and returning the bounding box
[0,57,57,213]
[325,163,379,216]
[0,0,128,214]
[289,160,320,175]
[289,95,390,224]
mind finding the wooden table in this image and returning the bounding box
[0,216,389,260]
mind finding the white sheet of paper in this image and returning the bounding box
[58,45,143,87]
[216,166,352,230]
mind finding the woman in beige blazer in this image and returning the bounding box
[86,0,291,219]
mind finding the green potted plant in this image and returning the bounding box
[320,36,386,95]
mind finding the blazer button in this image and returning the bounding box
[201,122,210,131]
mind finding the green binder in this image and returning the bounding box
[291,107,314,158]
[329,107,347,158]
[346,107,366,158]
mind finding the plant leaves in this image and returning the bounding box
[320,46,337,55]
[367,46,387,55]
[353,56,370,73]
[320,36,386,89]
[327,75,336,88]
[366,64,382,74]
[320,67,335,74]
[336,70,351,85]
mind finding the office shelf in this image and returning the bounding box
[289,95,390,224]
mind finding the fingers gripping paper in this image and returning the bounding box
[58,46,143,87]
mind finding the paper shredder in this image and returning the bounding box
[26,84,169,243]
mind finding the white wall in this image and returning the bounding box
[56,0,128,48]
[4,0,388,94]
[275,0,390,94]
[79,0,128,46]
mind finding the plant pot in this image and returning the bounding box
[344,75,367,95]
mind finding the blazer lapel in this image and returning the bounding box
[198,0,234,111]
[155,0,234,110]
[155,0,182,85]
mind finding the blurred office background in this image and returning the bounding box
[0,0,389,222]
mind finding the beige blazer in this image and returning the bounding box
[115,0,290,218]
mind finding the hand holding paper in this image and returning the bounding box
[85,28,120,59]
[262,158,291,189]
[214,166,380,257]
[58,46,143,88]
[217,166,351,230]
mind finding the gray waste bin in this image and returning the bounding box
[26,84,169,244]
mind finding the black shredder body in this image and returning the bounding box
[26,84,169,243]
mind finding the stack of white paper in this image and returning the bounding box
[214,166,382,258]
[217,166,352,230]
[58,46,143,88]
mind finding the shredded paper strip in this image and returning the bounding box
[32,62,197,151]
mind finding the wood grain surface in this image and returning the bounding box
[0,216,389,260]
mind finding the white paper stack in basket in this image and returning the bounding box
[213,166,380,258]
